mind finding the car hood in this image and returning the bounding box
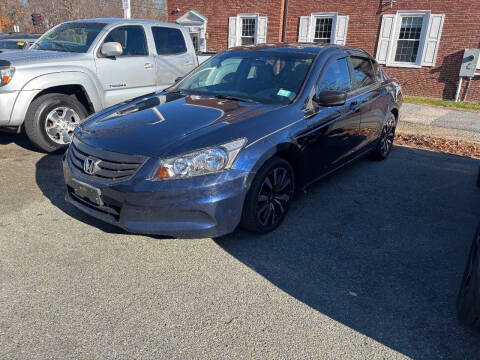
[0,49,82,66]
[76,92,282,158]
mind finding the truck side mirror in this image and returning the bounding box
[101,42,123,57]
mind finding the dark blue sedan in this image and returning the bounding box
[63,43,402,238]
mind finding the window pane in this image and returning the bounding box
[152,27,187,55]
[190,33,199,52]
[394,16,423,63]
[105,26,148,56]
[313,17,333,43]
[351,57,375,88]
[318,58,351,92]
[241,18,256,45]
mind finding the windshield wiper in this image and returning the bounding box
[213,94,258,103]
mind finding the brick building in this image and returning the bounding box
[167,0,480,102]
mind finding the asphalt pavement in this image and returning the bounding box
[1,132,480,359]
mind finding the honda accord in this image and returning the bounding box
[63,43,402,238]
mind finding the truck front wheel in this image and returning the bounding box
[25,93,88,153]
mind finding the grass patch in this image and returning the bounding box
[404,96,480,111]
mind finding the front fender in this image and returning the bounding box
[9,71,104,126]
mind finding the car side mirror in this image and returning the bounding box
[174,76,184,83]
[314,90,347,107]
[101,42,123,57]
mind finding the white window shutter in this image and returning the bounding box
[421,14,445,67]
[256,16,268,44]
[228,17,237,48]
[333,15,349,45]
[376,14,396,65]
[298,16,310,42]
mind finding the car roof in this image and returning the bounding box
[227,42,375,60]
[66,18,184,29]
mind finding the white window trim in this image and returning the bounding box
[386,10,430,68]
[309,12,337,43]
[236,13,258,46]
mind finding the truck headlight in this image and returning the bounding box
[150,138,247,180]
[0,67,15,87]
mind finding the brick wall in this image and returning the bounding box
[168,0,285,51]
[168,0,480,102]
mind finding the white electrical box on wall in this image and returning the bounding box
[459,49,480,77]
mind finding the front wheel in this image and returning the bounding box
[241,157,295,234]
[24,93,87,153]
[371,112,396,161]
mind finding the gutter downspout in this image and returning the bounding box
[281,0,289,42]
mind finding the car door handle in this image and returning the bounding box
[184,62,194,66]
[144,63,154,69]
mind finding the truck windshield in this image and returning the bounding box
[31,22,106,53]
[176,50,315,105]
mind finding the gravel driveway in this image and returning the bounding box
[1,133,480,359]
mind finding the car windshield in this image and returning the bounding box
[0,40,24,49]
[176,50,315,105]
[31,22,106,53]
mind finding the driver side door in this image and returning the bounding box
[299,56,362,182]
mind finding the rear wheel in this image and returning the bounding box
[372,112,396,161]
[24,93,87,153]
[241,157,295,234]
[457,224,480,328]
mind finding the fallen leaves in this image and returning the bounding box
[395,134,480,159]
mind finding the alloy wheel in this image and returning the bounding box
[256,167,294,228]
[44,106,81,145]
[379,115,396,156]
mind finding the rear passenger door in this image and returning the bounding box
[349,56,386,149]
[151,26,197,90]
[95,25,157,107]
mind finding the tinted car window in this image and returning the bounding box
[376,64,387,82]
[317,58,351,93]
[0,40,24,49]
[351,57,375,88]
[152,27,187,55]
[104,26,148,56]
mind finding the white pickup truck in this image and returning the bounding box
[0,18,210,152]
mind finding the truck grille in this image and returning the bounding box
[68,138,147,184]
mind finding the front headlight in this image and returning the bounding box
[150,138,247,180]
[0,67,15,87]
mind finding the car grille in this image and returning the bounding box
[68,138,147,184]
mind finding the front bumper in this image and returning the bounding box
[0,90,18,126]
[63,153,251,238]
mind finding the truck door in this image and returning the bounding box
[151,26,197,90]
[95,25,157,107]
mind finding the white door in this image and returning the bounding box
[95,25,157,107]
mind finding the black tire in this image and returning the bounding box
[24,93,88,153]
[371,112,396,161]
[241,157,295,234]
[457,224,480,328]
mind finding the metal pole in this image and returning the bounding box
[123,0,131,19]
[464,77,472,102]
[281,0,289,42]
[455,77,463,102]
